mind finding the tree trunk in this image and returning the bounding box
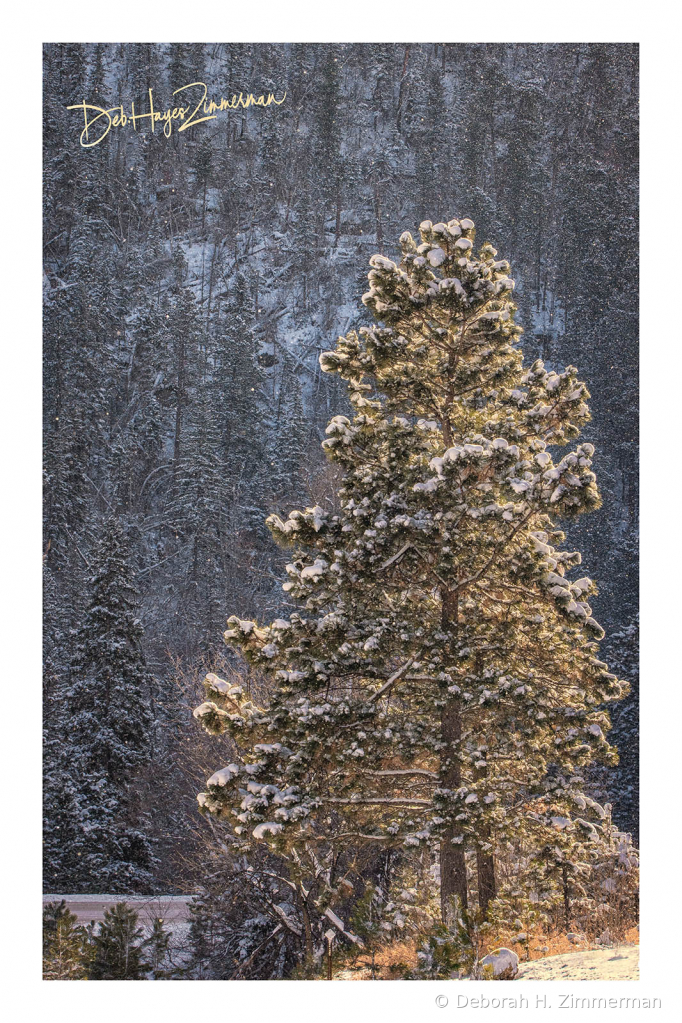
[334,188,342,248]
[297,885,314,972]
[173,331,185,464]
[489,103,497,200]
[476,844,496,915]
[440,587,468,924]
[535,207,543,305]
[473,662,497,916]
[374,181,383,251]
[206,241,217,328]
[440,715,469,924]
[562,863,571,929]
[396,46,411,133]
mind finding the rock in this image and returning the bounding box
[480,947,519,980]
[566,933,583,944]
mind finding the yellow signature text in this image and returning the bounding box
[67,82,287,148]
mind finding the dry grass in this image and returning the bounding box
[480,923,639,963]
[335,939,420,980]
[332,925,640,980]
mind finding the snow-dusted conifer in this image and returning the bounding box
[63,518,154,891]
[43,901,90,980]
[193,218,626,925]
[88,903,148,980]
[166,386,229,655]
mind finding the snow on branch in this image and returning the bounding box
[323,908,364,947]
[366,653,420,704]
[375,542,414,572]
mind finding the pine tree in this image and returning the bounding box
[166,272,203,466]
[43,901,90,980]
[88,903,148,980]
[349,875,428,978]
[194,136,213,235]
[529,802,638,941]
[166,386,229,655]
[192,217,626,930]
[270,355,310,501]
[43,227,113,570]
[109,304,166,516]
[43,576,79,890]
[43,739,85,892]
[213,281,268,493]
[604,618,639,837]
[144,916,172,979]
[62,518,155,891]
[41,43,639,908]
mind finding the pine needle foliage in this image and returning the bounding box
[193,217,627,924]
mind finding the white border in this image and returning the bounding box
[4,3,680,1020]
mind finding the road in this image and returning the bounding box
[43,894,191,927]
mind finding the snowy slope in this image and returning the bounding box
[515,944,638,981]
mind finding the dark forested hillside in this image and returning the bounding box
[43,43,638,894]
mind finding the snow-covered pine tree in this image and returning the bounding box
[604,618,639,838]
[109,304,165,516]
[62,518,155,892]
[43,574,80,890]
[166,384,229,656]
[213,276,274,541]
[526,802,638,941]
[270,354,311,501]
[193,217,626,929]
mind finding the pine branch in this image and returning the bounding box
[366,653,420,704]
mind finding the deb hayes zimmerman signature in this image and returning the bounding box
[67,81,287,147]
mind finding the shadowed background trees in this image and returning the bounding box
[43,43,638,894]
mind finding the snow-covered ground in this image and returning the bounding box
[515,944,638,981]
